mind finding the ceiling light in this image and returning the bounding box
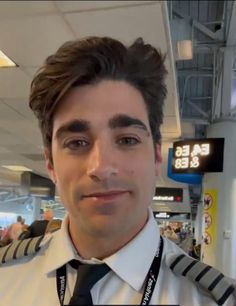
[0,50,17,67]
[170,19,193,61]
[177,40,193,60]
[2,165,32,172]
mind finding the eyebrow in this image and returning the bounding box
[55,114,150,140]
[55,119,90,140]
[109,114,150,135]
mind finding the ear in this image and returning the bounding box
[155,143,162,176]
[44,148,57,184]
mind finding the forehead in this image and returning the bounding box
[53,80,150,130]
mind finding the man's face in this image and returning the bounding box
[46,80,162,239]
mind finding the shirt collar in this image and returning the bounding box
[42,208,160,292]
[42,215,80,274]
[104,208,160,292]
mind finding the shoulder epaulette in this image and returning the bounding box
[0,235,44,265]
[166,253,235,306]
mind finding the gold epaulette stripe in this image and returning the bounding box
[168,254,235,306]
[0,235,44,264]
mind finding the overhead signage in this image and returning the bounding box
[153,187,183,202]
[167,148,203,185]
[172,138,224,174]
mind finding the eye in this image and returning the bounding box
[64,139,89,150]
[117,136,141,146]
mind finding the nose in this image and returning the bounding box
[87,140,118,181]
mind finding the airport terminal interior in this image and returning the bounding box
[0,0,236,279]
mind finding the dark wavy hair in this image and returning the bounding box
[29,36,167,158]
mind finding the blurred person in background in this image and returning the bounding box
[0,215,24,247]
[163,225,179,243]
[26,208,54,238]
[7,215,24,241]
[188,238,201,260]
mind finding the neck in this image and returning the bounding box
[68,216,148,260]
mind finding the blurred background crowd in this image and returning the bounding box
[0,208,61,247]
[0,213,200,260]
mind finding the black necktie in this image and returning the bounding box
[69,261,110,305]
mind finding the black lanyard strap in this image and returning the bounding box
[141,236,164,305]
[56,236,164,306]
[56,264,67,306]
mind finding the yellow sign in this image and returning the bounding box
[202,189,218,265]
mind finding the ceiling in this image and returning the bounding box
[169,0,236,129]
[0,1,181,190]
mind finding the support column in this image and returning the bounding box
[32,197,42,221]
[221,48,234,115]
[203,120,236,278]
[194,202,203,245]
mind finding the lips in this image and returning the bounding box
[83,190,128,200]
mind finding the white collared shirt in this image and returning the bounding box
[0,210,234,306]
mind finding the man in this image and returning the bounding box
[0,216,24,247]
[0,37,235,305]
[26,208,54,237]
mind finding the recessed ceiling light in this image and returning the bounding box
[0,50,17,68]
[177,40,193,60]
[2,165,32,172]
